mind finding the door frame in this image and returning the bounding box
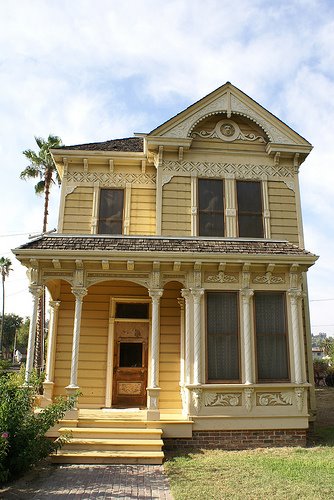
[105,296,151,408]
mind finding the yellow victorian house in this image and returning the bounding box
[14,83,317,463]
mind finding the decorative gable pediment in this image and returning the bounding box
[148,83,312,151]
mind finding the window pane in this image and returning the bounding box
[199,213,224,237]
[207,292,239,380]
[237,181,262,212]
[198,179,224,236]
[98,189,124,234]
[237,181,263,238]
[119,343,143,367]
[238,215,264,238]
[116,303,149,319]
[255,293,289,381]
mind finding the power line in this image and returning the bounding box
[0,232,40,238]
[310,298,334,302]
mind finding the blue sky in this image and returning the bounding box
[1,0,334,335]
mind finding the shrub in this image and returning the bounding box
[313,359,330,386]
[325,366,334,387]
[0,368,76,483]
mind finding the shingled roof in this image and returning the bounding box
[16,234,316,259]
[56,137,143,152]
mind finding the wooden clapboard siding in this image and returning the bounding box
[162,176,191,236]
[62,186,94,234]
[130,187,156,235]
[159,282,182,410]
[268,180,299,244]
[53,280,149,407]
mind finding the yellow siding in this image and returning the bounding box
[129,187,156,235]
[62,186,94,234]
[162,176,191,236]
[268,181,299,244]
[159,282,182,410]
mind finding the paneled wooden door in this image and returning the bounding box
[112,321,149,407]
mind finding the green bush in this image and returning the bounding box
[0,368,76,483]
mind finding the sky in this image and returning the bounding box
[1,0,334,335]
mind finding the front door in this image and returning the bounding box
[112,321,149,407]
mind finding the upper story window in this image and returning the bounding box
[98,188,124,234]
[198,179,225,236]
[237,181,264,238]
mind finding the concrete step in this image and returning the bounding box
[51,450,164,465]
[59,426,162,440]
[61,438,163,452]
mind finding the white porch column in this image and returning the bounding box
[177,297,185,386]
[147,288,163,420]
[241,288,254,385]
[191,288,204,386]
[25,285,43,383]
[42,300,60,404]
[181,289,191,385]
[288,289,305,384]
[66,287,87,393]
[181,289,192,415]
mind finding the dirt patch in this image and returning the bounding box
[315,387,334,427]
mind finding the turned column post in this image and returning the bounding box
[241,288,254,385]
[147,288,163,419]
[66,287,87,392]
[25,285,43,383]
[288,289,305,384]
[42,300,60,404]
[191,288,204,386]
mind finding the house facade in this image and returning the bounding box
[14,83,317,459]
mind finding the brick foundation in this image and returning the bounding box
[163,429,307,452]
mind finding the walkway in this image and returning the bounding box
[1,464,173,499]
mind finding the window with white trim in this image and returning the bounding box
[206,291,240,381]
[198,179,225,236]
[254,292,289,381]
[98,188,124,234]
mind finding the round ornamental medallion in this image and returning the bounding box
[215,119,240,141]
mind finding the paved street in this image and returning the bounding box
[0,464,173,499]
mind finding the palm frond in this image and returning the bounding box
[20,166,40,179]
[35,180,45,194]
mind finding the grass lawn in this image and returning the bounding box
[164,427,334,500]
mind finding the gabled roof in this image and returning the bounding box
[148,82,312,149]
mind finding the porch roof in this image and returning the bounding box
[15,234,316,260]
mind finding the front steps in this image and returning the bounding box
[52,424,164,464]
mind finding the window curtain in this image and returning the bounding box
[207,292,239,380]
[255,292,289,380]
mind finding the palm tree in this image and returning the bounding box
[20,134,62,232]
[20,134,62,370]
[0,257,12,356]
